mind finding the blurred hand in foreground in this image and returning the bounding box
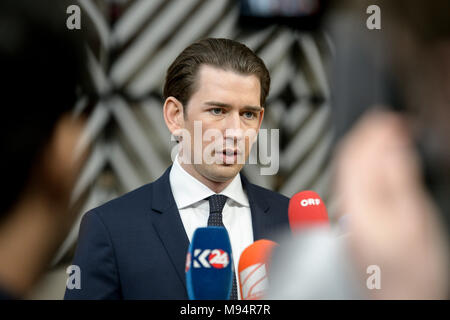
[334,110,449,299]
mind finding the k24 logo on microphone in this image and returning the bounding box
[186,249,230,271]
[300,198,321,207]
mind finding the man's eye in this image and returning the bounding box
[210,108,223,115]
[243,111,255,119]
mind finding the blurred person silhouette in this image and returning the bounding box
[0,0,90,299]
[269,0,450,299]
[335,0,450,299]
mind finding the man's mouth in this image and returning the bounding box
[214,149,243,164]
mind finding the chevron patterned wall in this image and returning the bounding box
[55,0,335,265]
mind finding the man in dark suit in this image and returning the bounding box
[65,38,289,300]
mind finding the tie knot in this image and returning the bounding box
[208,194,228,214]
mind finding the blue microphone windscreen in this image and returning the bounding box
[185,227,233,300]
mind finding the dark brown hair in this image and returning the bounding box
[163,38,270,109]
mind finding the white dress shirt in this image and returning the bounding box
[169,154,254,299]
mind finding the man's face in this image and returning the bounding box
[180,64,264,183]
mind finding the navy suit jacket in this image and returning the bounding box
[64,166,289,299]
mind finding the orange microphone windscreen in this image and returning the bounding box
[238,239,278,300]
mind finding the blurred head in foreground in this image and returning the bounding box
[0,0,89,297]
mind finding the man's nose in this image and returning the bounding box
[223,111,244,144]
[225,110,241,130]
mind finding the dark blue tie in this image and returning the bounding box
[207,195,238,300]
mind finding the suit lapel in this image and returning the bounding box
[150,166,189,291]
[240,174,273,241]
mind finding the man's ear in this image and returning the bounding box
[163,96,185,138]
[37,114,87,201]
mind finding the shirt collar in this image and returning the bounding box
[220,171,250,208]
[169,154,249,209]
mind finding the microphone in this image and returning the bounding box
[267,228,363,299]
[267,190,363,299]
[238,239,278,300]
[288,190,329,231]
[185,227,233,300]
